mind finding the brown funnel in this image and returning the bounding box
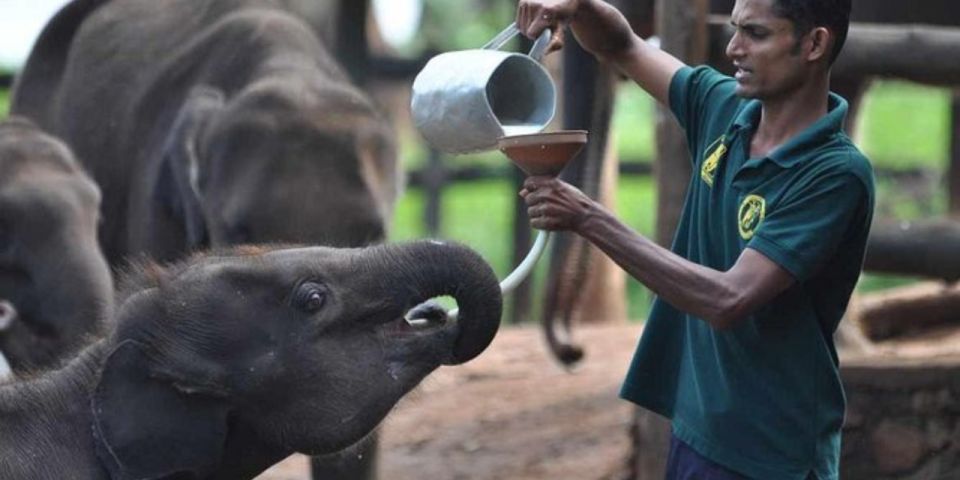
[498,130,588,176]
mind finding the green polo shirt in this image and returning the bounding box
[620,66,874,480]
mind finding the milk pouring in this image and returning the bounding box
[411,24,556,154]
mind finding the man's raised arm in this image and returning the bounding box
[516,0,686,105]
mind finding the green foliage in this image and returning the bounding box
[613,86,656,163]
[397,0,517,56]
[0,88,8,118]
[391,178,516,277]
[855,80,951,170]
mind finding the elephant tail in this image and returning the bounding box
[11,0,112,125]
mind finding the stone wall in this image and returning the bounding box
[841,355,960,479]
[627,355,960,479]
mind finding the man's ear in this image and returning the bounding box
[806,27,831,63]
[152,87,224,250]
[93,340,229,479]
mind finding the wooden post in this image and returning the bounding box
[335,0,370,86]
[631,0,708,478]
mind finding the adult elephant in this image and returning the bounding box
[11,0,400,268]
[0,117,113,376]
[0,240,502,479]
[12,1,399,477]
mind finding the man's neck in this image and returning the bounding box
[751,74,831,159]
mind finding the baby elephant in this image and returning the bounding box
[0,240,502,479]
[0,117,113,375]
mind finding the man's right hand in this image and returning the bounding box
[516,0,583,52]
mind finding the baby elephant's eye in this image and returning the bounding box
[295,282,327,313]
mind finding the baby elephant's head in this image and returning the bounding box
[92,241,502,478]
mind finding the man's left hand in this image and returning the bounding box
[519,176,596,232]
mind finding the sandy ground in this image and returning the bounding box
[256,323,644,480]
[253,315,960,480]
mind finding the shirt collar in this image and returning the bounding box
[730,93,849,168]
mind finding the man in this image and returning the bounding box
[516,0,873,479]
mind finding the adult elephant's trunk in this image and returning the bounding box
[355,240,502,364]
[2,233,114,371]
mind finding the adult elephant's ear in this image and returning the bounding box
[152,87,224,250]
[92,339,229,479]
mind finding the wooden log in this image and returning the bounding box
[864,220,960,281]
[707,17,960,86]
[856,281,960,341]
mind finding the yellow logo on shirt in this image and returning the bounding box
[701,135,727,187]
[738,194,766,240]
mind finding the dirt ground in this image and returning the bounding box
[256,323,644,480]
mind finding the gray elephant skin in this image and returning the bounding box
[11,0,400,267]
[0,117,113,375]
[0,240,502,479]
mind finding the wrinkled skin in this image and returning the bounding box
[0,118,113,375]
[11,0,400,267]
[13,4,398,474]
[0,240,502,479]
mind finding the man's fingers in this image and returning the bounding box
[549,28,565,53]
[517,3,529,34]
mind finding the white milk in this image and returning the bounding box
[0,349,11,381]
[501,124,543,137]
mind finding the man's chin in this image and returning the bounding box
[734,84,757,99]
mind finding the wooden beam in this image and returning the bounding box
[856,281,960,341]
[864,220,960,281]
[707,17,960,86]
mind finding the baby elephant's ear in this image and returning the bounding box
[93,340,229,479]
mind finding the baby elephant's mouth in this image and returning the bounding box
[382,300,451,338]
[0,300,17,332]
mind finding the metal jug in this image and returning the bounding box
[411,24,556,154]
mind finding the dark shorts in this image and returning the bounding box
[665,435,747,480]
[665,435,820,480]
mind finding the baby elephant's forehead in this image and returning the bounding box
[260,246,342,266]
[179,250,306,282]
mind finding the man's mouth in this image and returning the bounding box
[734,64,752,82]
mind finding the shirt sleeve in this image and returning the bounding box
[668,66,738,165]
[747,167,870,282]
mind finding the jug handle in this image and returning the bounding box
[483,23,553,63]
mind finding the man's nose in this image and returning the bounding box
[725,31,744,60]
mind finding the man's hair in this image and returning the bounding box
[772,0,851,64]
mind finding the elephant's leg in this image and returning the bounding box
[310,433,378,480]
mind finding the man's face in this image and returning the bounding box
[725,0,809,100]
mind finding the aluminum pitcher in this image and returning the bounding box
[411,24,556,154]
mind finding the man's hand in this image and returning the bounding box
[519,176,597,232]
[516,0,583,52]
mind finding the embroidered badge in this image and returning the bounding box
[738,194,766,240]
[700,135,727,187]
